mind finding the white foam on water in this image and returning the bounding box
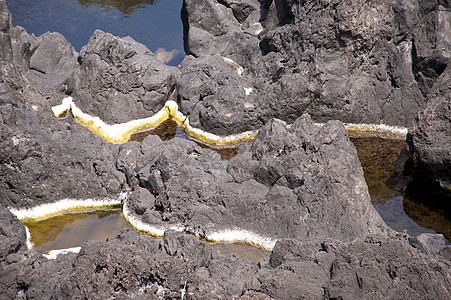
[52,97,258,146]
[314,122,408,139]
[122,199,184,237]
[43,247,81,260]
[182,117,258,147]
[343,123,408,138]
[24,225,32,250]
[9,198,122,222]
[201,229,277,251]
[123,199,277,250]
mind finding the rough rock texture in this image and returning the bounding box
[1,1,451,299]
[66,30,180,124]
[177,54,264,134]
[0,100,127,209]
[1,227,450,299]
[0,4,131,209]
[0,205,27,261]
[127,115,386,243]
[407,64,451,189]
[258,235,451,299]
[409,232,447,256]
[179,0,450,134]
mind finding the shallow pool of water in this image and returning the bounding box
[209,242,270,263]
[24,208,132,253]
[351,134,450,243]
[6,0,184,65]
[24,131,450,257]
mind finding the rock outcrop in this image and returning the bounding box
[1,224,450,299]
[180,0,450,134]
[126,115,386,244]
[66,30,180,124]
[1,0,450,299]
[407,64,451,189]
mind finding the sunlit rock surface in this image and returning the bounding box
[66,29,180,124]
[124,115,386,246]
[181,0,449,131]
[1,0,451,299]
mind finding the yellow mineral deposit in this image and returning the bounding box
[52,97,259,147]
[38,96,410,257]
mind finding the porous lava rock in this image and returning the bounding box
[0,205,27,261]
[128,114,386,243]
[177,54,264,135]
[0,100,127,209]
[1,0,451,299]
[1,228,450,299]
[66,29,180,124]
[180,0,450,132]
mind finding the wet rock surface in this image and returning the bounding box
[1,0,451,299]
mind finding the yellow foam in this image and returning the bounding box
[53,98,408,149]
[9,198,122,223]
[52,97,258,147]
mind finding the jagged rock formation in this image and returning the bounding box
[66,30,180,124]
[124,115,386,244]
[180,0,450,134]
[407,64,451,189]
[1,0,450,299]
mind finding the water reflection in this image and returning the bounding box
[129,119,240,159]
[403,176,451,242]
[6,0,184,65]
[78,0,157,15]
[24,209,132,253]
[209,242,270,263]
[350,135,407,204]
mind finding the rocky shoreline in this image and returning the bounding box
[1,0,450,299]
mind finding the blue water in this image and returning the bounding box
[6,0,184,65]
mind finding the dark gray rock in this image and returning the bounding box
[25,31,78,90]
[177,54,264,134]
[1,1,450,299]
[0,0,12,61]
[1,1,75,117]
[1,11,78,93]
[181,0,450,131]
[182,0,242,57]
[0,248,76,300]
[407,64,451,189]
[67,30,180,124]
[256,235,451,299]
[409,233,447,255]
[129,114,386,243]
[1,229,449,299]
[52,229,257,299]
[0,205,27,261]
[0,101,126,209]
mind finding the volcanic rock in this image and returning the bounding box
[130,114,387,243]
[181,0,450,131]
[0,100,126,209]
[407,64,451,189]
[66,30,180,124]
